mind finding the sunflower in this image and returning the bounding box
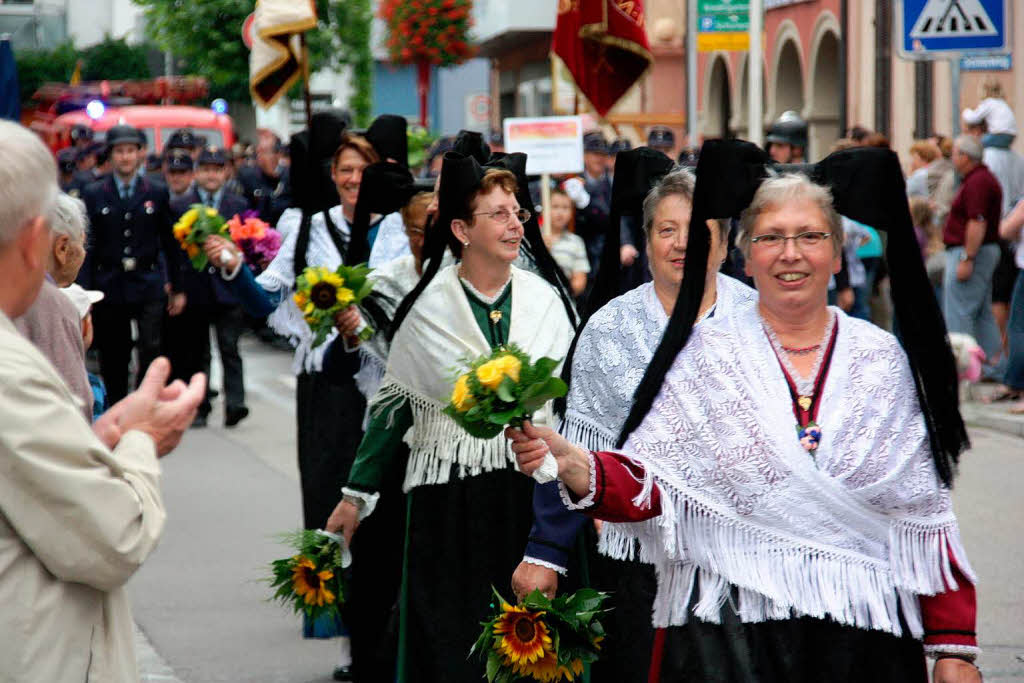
[291,556,336,607]
[493,603,552,668]
[293,290,309,311]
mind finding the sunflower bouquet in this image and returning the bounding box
[293,264,375,348]
[268,529,351,621]
[172,204,232,270]
[226,211,281,275]
[471,587,608,683]
[444,345,568,440]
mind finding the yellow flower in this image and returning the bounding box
[476,355,521,391]
[336,287,355,308]
[291,556,336,607]
[172,221,191,242]
[492,603,552,668]
[493,354,522,383]
[475,360,504,391]
[179,208,199,229]
[293,290,309,311]
[450,374,476,412]
[205,208,218,217]
[185,243,200,259]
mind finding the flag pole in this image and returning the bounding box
[300,33,313,131]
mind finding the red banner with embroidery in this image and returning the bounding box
[552,0,653,118]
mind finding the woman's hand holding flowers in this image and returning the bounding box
[505,421,592,497]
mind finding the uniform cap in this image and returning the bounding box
[647,126,675,149]
[106,124,143,148]
[583,131,609,153]
[164,149,194,172]
[197,146,228,166]
[166,128,199,150]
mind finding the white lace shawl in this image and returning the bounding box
[354,251,457,405]
[257,205,347,374]
[562,274,757,452]
[373,264,574,491]
[367,212,411,268]
[594,303,975,637]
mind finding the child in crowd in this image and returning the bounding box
[544,187,590,298]
[962,79,1017,148]
[61,284,107,420]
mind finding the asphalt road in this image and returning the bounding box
[129,337,1024,682]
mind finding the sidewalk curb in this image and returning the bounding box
[961,405,1024,439]
[134,622,185,683]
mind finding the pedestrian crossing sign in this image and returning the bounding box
[897,0,1009,57]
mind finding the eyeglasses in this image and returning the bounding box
[473,208,530,225]
[406,226,426,236]
[750,231,832,250]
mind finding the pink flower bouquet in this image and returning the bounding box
[227,211,282,275]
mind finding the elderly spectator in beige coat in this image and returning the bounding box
[14,192,92,419]
[0,120,206,683]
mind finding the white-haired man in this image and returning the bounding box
[0,120,205,682]
[14,192,92,419]
[944,135,1005,378]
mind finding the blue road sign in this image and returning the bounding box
[897,0,1009,57]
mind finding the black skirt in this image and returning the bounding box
[295,371,366,529]
[400,467,535,683]
[654,584,928,683]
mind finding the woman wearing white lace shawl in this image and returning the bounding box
[509,144,980,683]
[513,167,758,683]
[325,154,575,682]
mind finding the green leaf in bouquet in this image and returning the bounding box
[464,421,504,439]
[496,377,516,403]
[485,650,501,682]
[532,356,560,378]
[486,407,521,425]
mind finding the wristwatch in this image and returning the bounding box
[959,252,976,262]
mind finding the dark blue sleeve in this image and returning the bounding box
[523,481,589,572]
[223,264,278,318]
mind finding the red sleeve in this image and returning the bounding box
[584,451,662,522]
[919,555,978,650]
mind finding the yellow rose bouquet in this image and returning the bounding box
[172,204,233,270]
[293,263,375,348]
[443,344,567,439]
[470,587,608,683]
[268,529,350,622]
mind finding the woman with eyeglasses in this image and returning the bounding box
[509,168,979,682]
[325,153,575,682]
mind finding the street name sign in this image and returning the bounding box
[697,0,750,52]
[897,0,1010,57]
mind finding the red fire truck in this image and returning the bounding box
[24,76,235,153]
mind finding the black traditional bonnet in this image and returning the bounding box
[617,139,968,486]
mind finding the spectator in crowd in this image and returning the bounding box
[646,126,676,157]
[14,192,92,420]
[963,78,1017,149]
[577,131,613,274]
[0,118,205,683]
[544,187,590,298]
[943,135,1005,378]
[906,140,940,197]
[847,124,872,142]
[61,283,108,420]
[996,198,1024,412]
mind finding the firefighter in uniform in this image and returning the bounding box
[237,132,291,225]
[166,147,249,427]
[58,148,85,197]
[79,124,185,403]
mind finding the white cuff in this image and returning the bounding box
[341,487,379,521]
[558,450,597,510]
[219,255,244,281]
[522,556,567,576]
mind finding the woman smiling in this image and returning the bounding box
[508,144,980,683]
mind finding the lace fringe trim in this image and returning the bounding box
[601,482,973,637]
[560,412,617,453]
[354,350,387,402]
[264,283,334,374]
[371,380,515,492]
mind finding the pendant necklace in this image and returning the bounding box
[762,311,838,454]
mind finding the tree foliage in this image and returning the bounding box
[14,36,152,103]
[136,0,373,121]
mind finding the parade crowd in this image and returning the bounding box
[2,78,1023,683]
